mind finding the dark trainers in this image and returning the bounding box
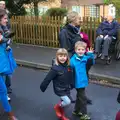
[80,114,91,120]
[87,99,92,105]
[101,54,105,59]
[98,53,102,58]
[72,111,83,116]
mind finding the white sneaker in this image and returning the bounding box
[7,95,11,101]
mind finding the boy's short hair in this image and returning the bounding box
[0,1,5,4]
[75,41,87,50]
[67,11,79,23]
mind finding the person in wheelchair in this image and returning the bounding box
[95,14,119,60]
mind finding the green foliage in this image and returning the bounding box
[104,0,120,17]
[110,0,120,17]
[5,0,47,16]
[104,0,110,4]
[45,8,68,17]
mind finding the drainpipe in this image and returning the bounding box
[103,4,105,17]
[84,5,85,17]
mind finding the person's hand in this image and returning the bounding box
[0,33,3,42]
[80,33,83,38]
[104,35,108,39]
[87,47,94,53]
[100,35,103,38]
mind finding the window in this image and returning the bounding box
[72,6,80,13]
[108,4,116,17]
[25,6,48,16]
[85,5,100,17]
[38,6,48,15]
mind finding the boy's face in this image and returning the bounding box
[57,54,67,64]
[75,46,86,56]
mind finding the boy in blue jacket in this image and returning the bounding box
[70,41,94,120]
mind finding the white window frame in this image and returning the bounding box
[72,6,81,14]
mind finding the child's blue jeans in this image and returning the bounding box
[0,75,11,112]
[60,96,71,107]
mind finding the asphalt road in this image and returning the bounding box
[0,67,119,120]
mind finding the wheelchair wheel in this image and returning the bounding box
[116,50,120,60]
[106,56,112,65]
[115,40,120,60]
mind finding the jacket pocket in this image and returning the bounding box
[57,71,64,76]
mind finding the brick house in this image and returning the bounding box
[24,0,115,17]
[24,0,61,15]
[61,0,115,18]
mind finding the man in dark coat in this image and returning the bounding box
[95,14,119,59]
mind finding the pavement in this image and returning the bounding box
[12,43,120,83]
[0,67,120,120]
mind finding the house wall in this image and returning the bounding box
[61,0,104,7]
[100,5,108,17]
[24,0,61,8]
[68,5,114,18]
[24,0,61,15]
[24,0,115,18]
[38,0,61,8]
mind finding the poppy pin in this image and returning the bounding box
[68,67,71,72]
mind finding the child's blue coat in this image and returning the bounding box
[0,43,17,75]
[70,52,94,88]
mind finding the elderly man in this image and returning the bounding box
[95,14,119,60]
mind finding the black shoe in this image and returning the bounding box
[71,100,76,103]
[101,55,105,59]
[87,99,92,105]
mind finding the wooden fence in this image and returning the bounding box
[11,16,103,47]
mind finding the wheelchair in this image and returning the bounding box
[95,29,120,65]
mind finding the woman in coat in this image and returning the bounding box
[0,8,17,120]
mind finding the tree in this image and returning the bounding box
[6,0,47,16]
[104,0,120,17]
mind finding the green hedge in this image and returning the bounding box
[45,8,68,17]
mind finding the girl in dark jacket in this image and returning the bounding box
[40,48,74,120]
